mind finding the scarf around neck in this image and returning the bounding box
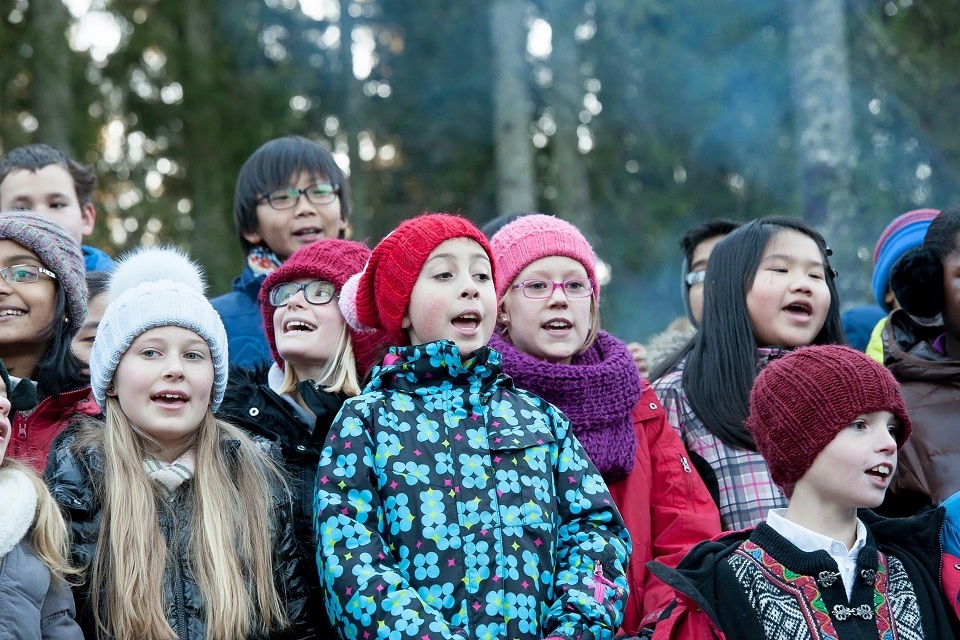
[143,448,197,498]
[247,245,283,276]
[489,331,640,482]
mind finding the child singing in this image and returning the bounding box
[649,345,960,639]
[315,213,630,640]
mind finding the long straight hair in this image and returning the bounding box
[76,401,288,640]
[1,458,78,582]
[682,216,846,450]
[277,323,362,397]
[23,284,88,398]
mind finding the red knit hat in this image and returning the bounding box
[745,345,911,494]
[340,213,494,346]
[259,239,386,376]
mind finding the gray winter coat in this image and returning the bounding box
[0,468,82,640]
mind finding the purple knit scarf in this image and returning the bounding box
[489,331,640,482]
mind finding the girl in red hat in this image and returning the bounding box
[218,238,386,636]
[316,213,630,640]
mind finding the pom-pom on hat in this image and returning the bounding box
[745,345,911,495]
[90,247,228,411]
[259,239,385,375]
[872,209,939,311]
[341,213,493,346]
[489,214,598,301]
[0,210,87,334]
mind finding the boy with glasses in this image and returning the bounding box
[211,135,352,368]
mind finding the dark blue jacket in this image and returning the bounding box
[81,245,114,273]
[210,266,272,368]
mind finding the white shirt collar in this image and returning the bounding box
[766,508,868,599]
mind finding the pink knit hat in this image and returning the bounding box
[489,214,598,300]
[260,239,387,376]
[338,213,494,347]
[746,345,911,495]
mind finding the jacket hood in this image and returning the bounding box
[885,309,960,383]
[0,468,37,556]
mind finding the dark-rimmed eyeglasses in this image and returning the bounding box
[511,278,592,300]
[269,280,336,306]
[258,182,340,210]
[0,264,57,285]
[685,270,706,287]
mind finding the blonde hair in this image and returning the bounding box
[499,292,601,357]
[276,323,362,397]
[0,458,79,583]
[75,400,289,640]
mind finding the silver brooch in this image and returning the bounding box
[817,570,841,587]
[832,604,873,621]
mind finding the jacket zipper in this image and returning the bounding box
[592,561,621,604]
[167,506,189,639]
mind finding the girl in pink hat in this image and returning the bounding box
[316,212,629,640]
[489,213,721,634]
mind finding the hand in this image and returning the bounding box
[627,342,649,378]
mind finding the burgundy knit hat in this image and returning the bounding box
[339,213,494,346]
[490,214,598,300]
[746,345,911,494]
[259,239,386,376]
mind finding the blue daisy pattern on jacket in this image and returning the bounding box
[315,340,631,640]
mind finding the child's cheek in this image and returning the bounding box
[410,298,450,343]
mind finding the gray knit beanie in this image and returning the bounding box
[90,246,228,411]
[0,210,87,334]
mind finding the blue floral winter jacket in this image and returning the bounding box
[314,340,630,640]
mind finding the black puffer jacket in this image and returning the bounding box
[45,426,314,640]
[217,365,345,633]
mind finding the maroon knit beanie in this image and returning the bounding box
[259,239,386,376]
[344,213,494,346]
[745,345,911,494]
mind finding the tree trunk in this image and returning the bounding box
[182,0,240,293]
[340,3,370,240]
[489,0,536,215]
[788,0,860,300]
[27,0,73,154]
[545,1,595,242]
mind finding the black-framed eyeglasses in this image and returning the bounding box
[685,270,706,287]
[511,278,593,300]
[269,280,336,306]
[0,264,57,285]
[258,182,340,210]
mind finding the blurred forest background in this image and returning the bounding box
[1,0,957,341]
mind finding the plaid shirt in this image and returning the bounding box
[652,354,787,531]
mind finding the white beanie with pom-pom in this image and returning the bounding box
[89,246,229,411]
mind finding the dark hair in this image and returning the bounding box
[890,205,960,318]
[32,284,89,398]
[85,270,111,300]
[682,216,846,450]
[233,136,350,253]
[0,143,96,207]
[679,218,742,266]
[481,211,533,239]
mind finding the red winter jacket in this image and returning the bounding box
[606,384,722,633]
[8,385,100,473]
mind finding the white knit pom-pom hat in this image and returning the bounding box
[89,246,229,411]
